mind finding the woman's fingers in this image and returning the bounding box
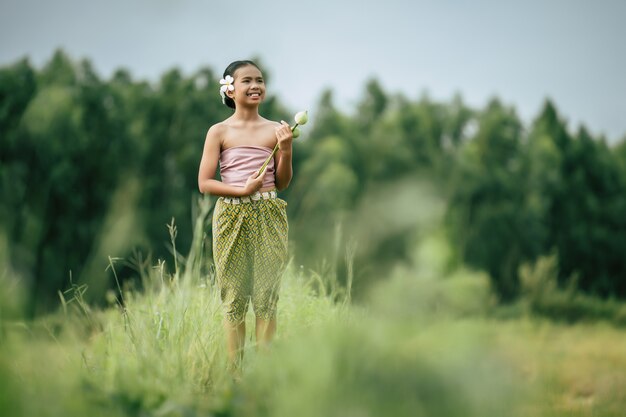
[249,169,266,181]
[275,121,293,142]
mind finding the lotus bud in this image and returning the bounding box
[292,126,301,139]
[294,110,308,126]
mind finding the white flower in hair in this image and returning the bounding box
[219,75,235,103]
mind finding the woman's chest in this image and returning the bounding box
[222,126,276,149]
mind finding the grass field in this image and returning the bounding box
[1,198,625,417]
[2,254,626,417]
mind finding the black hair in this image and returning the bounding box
[222,60,261,109]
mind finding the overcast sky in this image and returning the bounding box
[2,0,625,142]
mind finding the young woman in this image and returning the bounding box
[198,60,292,369]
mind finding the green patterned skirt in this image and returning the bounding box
[212,193,289,323]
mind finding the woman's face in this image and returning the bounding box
[227,65,265,106]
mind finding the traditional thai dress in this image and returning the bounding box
[212,146,289,322]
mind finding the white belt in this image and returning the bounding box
[223,190,277,204]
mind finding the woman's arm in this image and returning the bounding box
[198,125,265,197]
[274,121,293,191]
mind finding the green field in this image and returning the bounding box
[2,252,625,417]
[2,48,626,417]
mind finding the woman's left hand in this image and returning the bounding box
[275,120,293,152]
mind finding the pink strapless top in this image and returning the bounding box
[219,146,276,188]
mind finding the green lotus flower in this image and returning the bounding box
[259,110,309,175]
[294,110,308,126]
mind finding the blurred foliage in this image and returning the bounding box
[3,223,626,417]
[2,50,626,313]
[519,253,626,325]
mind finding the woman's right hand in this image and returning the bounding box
[243,170,266,195]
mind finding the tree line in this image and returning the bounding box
[1,50,625,314]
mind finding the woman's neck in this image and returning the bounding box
[232,106,260,121]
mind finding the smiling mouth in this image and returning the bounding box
[247,92,261,97]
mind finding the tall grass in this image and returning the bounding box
[2,197,626,416]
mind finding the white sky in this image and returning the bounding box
[2,0,625,142]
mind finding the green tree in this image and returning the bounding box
[446,99,527,300]
[551,127,626,296]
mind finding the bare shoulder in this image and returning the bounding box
[259,116,282,128]
[205,121,229,144]
[207,121,229,136]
